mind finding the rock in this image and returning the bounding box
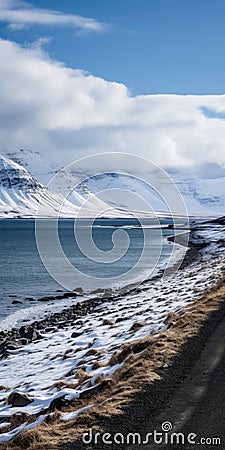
[8,392,33,407]
[73,287,83,294]
[102,293,111,299]
[129,321,145,332]
[102,319,113,326]
[38,296,55,302]
[49,396,69,411]
[35,331,44,341]
[45,326,58,333]
[131,340,149,354]
[62,292,75,299]
[71,331,81,338]
[6,341,20,351]
[0,340,20,353]
[0,350,10,359]
[18,327,41,342]
[11,300,22,304]
[23,327,37,341]
[115,317,124,323]
[90,288,104,294]
[19,326,26,337]
[74,320,83,326]
[18,338,28,346]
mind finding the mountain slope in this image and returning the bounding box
[76,171,225,217]
[167,169,225,216]
[1,149,225,217]
[5,149,57,185]
[0,150,133,218]
[0,156,79,218]
[0,155,123,218]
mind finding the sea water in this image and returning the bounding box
[0,218,183,326]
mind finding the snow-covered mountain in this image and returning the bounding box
[167,169,225,216]
[1,149,225,217]
[75,169,225,217]
[75,172,170,215]
[5,149,57,185]
[0,155,122,218]
[0,156,80,218]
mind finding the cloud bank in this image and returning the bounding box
[0,38,225,172]
[0,0,107,32]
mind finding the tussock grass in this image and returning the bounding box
[4,271,225,450]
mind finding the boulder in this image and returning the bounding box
[49,396,69,411]
[23,327,37,341]
[71,331,81,338]
[73,287,83,294]
[8,392,33,407]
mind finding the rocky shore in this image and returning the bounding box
[1,219,225,448]
[0,222,205,359]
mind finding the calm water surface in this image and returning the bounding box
[0,218,179,324]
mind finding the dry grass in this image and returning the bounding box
[3,271,225,450]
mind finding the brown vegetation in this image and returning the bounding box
[3,271,225,450]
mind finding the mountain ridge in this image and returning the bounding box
[0,149,225,218]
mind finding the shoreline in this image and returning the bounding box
[65,271,225,450]
[1,220,225,448]
[0,221,187,335]
[4,259,225,450]
[0,223,199,346]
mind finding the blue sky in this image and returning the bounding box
[0,0,225,174]
[1,0,225,95]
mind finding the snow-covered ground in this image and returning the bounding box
[0,221,224,442]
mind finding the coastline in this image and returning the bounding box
[64,270,225,450]
[0,220,183,333]
[1,220,225,448]
[0,223,196,343]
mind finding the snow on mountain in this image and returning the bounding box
[74,170,225,217]
[0,150,131,218]
[47,165,123,217]
[5,149,57,185]
[1,149,225,217]
[0,156,79,218]
[0,155,122,218]
[75,172,170,215]
[167,169,225,216]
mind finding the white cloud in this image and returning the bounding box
[0,0,107,33]
[0,38,225,173]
